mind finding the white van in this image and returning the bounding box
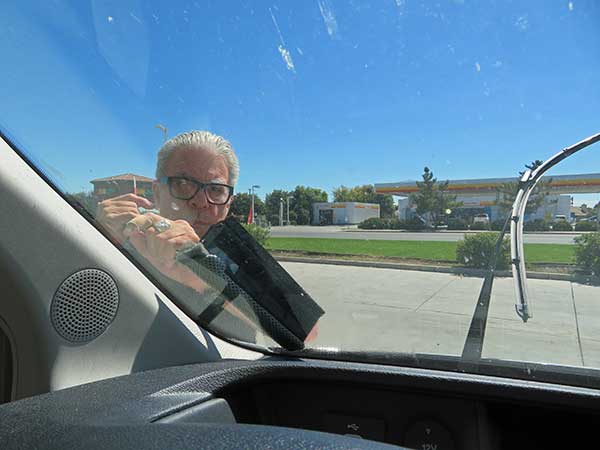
[473,213,490,224]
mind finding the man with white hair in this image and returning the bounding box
[97,130,238,290]
[97,131,319,344]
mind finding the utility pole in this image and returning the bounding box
[286,196,293,225]
[279,198,284,226]
[251,185,260,224]
[155,124,168,142]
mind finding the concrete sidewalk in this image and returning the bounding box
[281,262,600,369]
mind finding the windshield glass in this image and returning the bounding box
[2,0,600,387]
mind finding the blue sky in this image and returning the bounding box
[2,0,600,205]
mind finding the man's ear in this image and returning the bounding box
[224,194,234,215]
[225,193,234,209]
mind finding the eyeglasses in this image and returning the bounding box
[159,176,233,205]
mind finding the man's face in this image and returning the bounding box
[153,146,233,237]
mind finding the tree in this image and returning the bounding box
[292,186,328,225]
[520,160,544,176]
[67,191,98,215]
[332,184,395,218]
[494,160,553,218]
[579,203,596,218]
[229,193,265,220]
[409,167,462,226]
[264,189,293,225]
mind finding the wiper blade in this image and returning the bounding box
[461,213,512,362]
[510,131,600,323]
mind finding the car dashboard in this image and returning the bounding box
[1,357,599,450]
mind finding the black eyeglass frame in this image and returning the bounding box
[159,176,234,205]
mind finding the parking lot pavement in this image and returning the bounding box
[281,262,600,369]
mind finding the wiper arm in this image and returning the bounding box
[511,131,600,322]
[462,131,600,363]
[511,170,534,322]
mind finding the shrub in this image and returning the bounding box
[400,217,427,231]
[242,223,271,246]
[575,221,599,232]
[469,222,490,231]
[552,221,573,231]
[456,232,510,269]
[447,218,469,230]
[358,217,427,231]
[574,232,600,275]
[358,217,389,229]
[490,219,506,231]
[266,214,280,226]
[524,219,550,232]
[388,218,404,230]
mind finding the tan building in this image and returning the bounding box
[312,202,380,225]
[90,173,154,202]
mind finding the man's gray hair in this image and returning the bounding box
[155,130,240,186]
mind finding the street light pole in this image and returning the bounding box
[155,124,168,142]
[251,185,260,224]
[279,198,284,226]
[286,196,293,225]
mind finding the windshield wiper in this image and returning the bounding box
[461,131,600,364]
[460,213,512,362]
[510,170,535,322]
[511,131,600,322]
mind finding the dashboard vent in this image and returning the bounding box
[51,269,119,343]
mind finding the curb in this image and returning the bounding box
[341,229,585,236]
[274,255,598,284]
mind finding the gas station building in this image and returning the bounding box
[375,173,600,222]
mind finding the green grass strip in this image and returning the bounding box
[266,237,575,264]
[520,243,575,264]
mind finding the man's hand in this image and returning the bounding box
[124,213,200,273]
[96,194,154,243]
[305,321,319,344]
[123,213,263,337]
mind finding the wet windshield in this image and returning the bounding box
[2,1,600,387]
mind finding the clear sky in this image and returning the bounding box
[2,0,600,205]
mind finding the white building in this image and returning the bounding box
[312,202,380,225]
[376,173,600,223]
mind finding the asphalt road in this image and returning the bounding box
[281,261,600,368]
[270,225,579,244]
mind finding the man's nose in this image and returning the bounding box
[188,188,210,209]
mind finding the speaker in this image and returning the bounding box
[50,269,119,343]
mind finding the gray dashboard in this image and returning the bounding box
[1,357,599,449]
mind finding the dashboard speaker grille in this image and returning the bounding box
[51,269,119,343]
